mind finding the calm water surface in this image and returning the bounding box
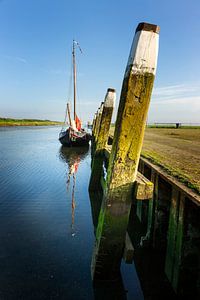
[0,127,143,300]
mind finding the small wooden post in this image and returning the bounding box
[94,102,104,143]
[91,111,99,156]
[95,89,115,153]
[92,22,160,281]
[92,113,97,136]
[91,104,104,157]
[89,89,116,191]
[93,108,100,141]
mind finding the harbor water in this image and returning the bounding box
[0,126,143,300]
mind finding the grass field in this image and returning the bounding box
[0,118,63,126]
[110,127,200,194]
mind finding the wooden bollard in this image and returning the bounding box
[91,22,160,281]
[94,102,104,143]
[91,103,104,157]
[93,108,100,141]
[92,113,97,136]
[95,89,115,153]
[89,89,116,191]
[91,110,99,156]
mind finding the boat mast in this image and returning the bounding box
[72,40,76,121]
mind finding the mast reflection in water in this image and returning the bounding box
[59,145,89,237]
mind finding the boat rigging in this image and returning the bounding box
[59,40,91,147]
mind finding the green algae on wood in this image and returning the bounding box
[91,22,160,281]
[89,89,115,191]
[94,102,104,143]
[135,172,154,200]
[107,72,155,191]
[95,88,115,153]
[91,196,132,280]
[92,108,100,143]
[92,113,97,135]
[172,194,185,292]
[165,188,180,284]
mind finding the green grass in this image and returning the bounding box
[0,117,63,126]
[109,126,200,195]
[141,151,200,194]
[147,124,200,129]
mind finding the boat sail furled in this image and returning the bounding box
[59,40,91,146]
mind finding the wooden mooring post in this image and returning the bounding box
[92,112,97,136]
[91,22,160,281]
[91,103,104,157]
[89,88,116,190]
[94,103,104,143]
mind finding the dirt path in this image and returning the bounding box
[142,128,200,194]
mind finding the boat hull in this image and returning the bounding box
[59,128,91,147]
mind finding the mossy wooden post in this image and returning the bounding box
[94,103,104,143]
[89,89,116,191]
[91,22,160,281]
[91,112,98,155]
[93,108,100,141]
[92,112,97,136]
[91,104,104,157]
[95,89,115,153]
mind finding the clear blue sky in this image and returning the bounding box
[1,0,200,123]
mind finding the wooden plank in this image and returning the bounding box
[135,172,154,200]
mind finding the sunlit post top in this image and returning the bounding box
[125,22,160,78]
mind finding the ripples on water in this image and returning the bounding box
[0,126,143,299]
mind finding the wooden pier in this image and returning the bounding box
[89,22,200,298]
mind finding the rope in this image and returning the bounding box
[61,48,73,131]
[62,41,83,130]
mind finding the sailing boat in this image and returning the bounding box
[59,40,91,147]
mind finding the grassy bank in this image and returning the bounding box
[0,118,63,126]
[147,124,200,129]
[109,127,200,194]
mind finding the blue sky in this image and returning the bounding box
[0,0,200,123]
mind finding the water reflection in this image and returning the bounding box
[59,145,89,164]
[59,146,89,236]
[0,127,96,299]
[59,145,143,299]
